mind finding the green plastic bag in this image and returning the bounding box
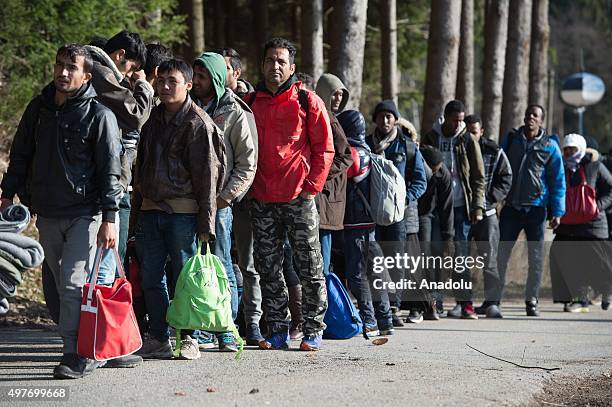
[166,241,243,359]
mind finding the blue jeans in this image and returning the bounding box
[344,227,392,328]
[376,219,406,309]
[214,206,238,320]
[319,229,332,276]
[97,212,120,285]
[497,206,546,302]
[453,206,473,303]
[135,211,197,341]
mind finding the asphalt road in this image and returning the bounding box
[0,302,610,407]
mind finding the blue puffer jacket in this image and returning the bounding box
[500,127,566,217]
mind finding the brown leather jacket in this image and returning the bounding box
[134,96,226,237]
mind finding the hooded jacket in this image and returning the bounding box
[500,126,566,217]
[85,45,155,190]
[479,137,513,214]
[193,53,257,204]
[134,95,226,238]
[338,110,373,228]
[315,73,349,114]
[246,76,334,203]
[418,163,455,241]
[555,149,612,239]
[313,73,353,230]
[0,82,122,222]
[421,117,486,218]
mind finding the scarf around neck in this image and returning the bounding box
[372,126,398,154]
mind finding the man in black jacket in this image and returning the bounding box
[418,145,454,319]
[465,115,513,318]
[0,44,122,379]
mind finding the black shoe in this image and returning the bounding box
[435,300,444,315]
[102,354,143,368]
[525,300,540,317]
[603,301,611,311]
[53,353,103,379]
[246,323,265,346]
[475,301,492,315]
[392,313,405,327]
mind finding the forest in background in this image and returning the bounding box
[1,0,612,153]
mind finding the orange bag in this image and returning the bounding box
[77,248,142,361]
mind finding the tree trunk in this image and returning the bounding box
[292,1,301,51]
[421,0,462,133]
[225,0,236,47]
[253,0,269,61]
[457,0,475,114]
[529,0,549,107]
[329,0,368,109]
[500,0,532,137]
[301,0,324,82]
[213,0,226,49]
[481,0,509,142]
[381,0,398,104]
[181,0,205,62]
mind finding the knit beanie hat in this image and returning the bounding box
[372,99,400,122]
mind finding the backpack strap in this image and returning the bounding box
[404,138,417,181]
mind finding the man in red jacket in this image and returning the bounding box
[247,37,334,351]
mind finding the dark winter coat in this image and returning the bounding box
[0,82,122,222]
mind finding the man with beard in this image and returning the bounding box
[1,44,122,379]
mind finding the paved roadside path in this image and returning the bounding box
[0,302,610,406]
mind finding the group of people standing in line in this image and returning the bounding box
[1,32,610,380]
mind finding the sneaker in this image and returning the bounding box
[392,313,405,327]
[475,302,492,315]
[435,300,444,315]
[565,302,589,313]
[102,354,143,368]
[447,303,462,318]
[423,308,440,321]
[461,303,479,320]
[258,331,290,350]
[526,300,540,317]
[485,304,503,318]
[364,324,380,338]
[299,332,322,351]
[378,325,395,336]
[602,301,611,311]
[53,353,103,379]
[245,323,265,346]
[136,336,173,359]
[195,331,217,350]
[178,336,201,360]
[406,310,423,324]
[217,332,239,352]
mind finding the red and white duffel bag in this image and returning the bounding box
[77,248,142,361]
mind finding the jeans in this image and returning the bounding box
[118,192,131,261]
[344,227,392,328]
[319,229,332,276]
[470,214,501,304]
[497,206,546,302]
[376,219,406,309]
[453,206,473,303]
[97,211,121,285]
[214,206,238,320]
[233,199,262,327]
[136,211,197,342]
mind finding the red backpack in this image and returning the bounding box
[561,166,599,225]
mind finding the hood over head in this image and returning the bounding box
[337,110,369,150]
[315,73,349,114]
[194,52,227,102]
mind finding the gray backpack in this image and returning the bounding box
[358,153,406,226]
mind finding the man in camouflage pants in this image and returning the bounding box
[247,37,334,351]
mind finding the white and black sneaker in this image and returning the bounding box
[406,310,423,324]
[53,353,103,379]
